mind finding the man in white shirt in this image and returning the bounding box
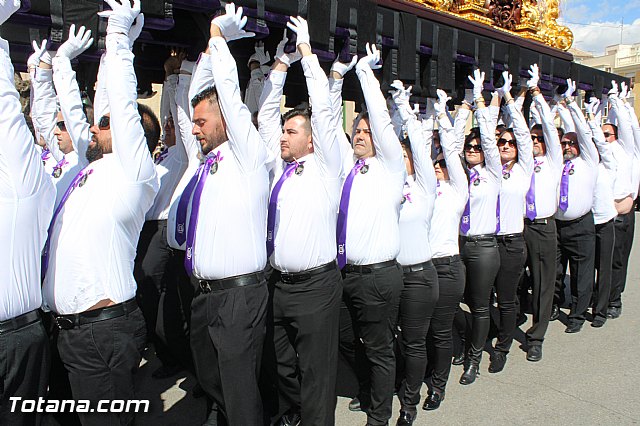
[176,5,271,424]
[258,17,343,426]
[0,3,55,425]
[41,2,158,424]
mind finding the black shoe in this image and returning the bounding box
[526,345,542,362]
[606,306,622,319]
[550,305,559,321]
[349,397,361,412]
[488,352,507,373]
[591,317,606,328]
[452,352,465,366]
[151,364,184,379]
[396,410,416,426]
[279,413,301,426]
[422,391,445,411]
[459,364,479,385]
[564,322,583,333]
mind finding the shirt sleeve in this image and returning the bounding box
[257,69,286,165]
[556,104,576,133]
[176,74,202,169]
[355,64,404,173]
[31,67,63,162]
[609,96,635,157]
[52,56,92,167]
[244,67,264,115]
[624,102,640,161]
[104,33,157,182]
[188,53,213,120]
[505,103,534,177]
[453,108,471,154]
[532,94,562,171]
[567,101,599,167]
[475,107,501,183]
[588,119,616,174]
[438,114,468,201]
[93,53,109,126]
[207,37,269,173]
[406,114,436,197]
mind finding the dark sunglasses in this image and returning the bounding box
[560,140,578,147]
[464,143,483,153]
[603,132,613,138]
[55,121,66,131]
[433,158,447,168]
[98,115,110,130]
[497,138,516,147]
[531,134,545,142]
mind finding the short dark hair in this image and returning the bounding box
[191,86,219,109]
[603,122,618,139]
[465,127,481,145]
[282,107,312,135]
[137,103,161,154]
[531,124,543,132]
[556,127,565,139]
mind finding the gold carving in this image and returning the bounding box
[405,0,573,51]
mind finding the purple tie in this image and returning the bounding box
[41,166,94,280]
[559,160,573,212]
[460,168,479,235]
[41,148,51,163]
[266,161,299,258]
[155,147,169,165]
[525,159,542,221]
[175,166,204,246]
[337,159,365,269]
[183,153,222,275]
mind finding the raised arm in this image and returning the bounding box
[504,102,534,176]
[31,64,63,162]
[471,69,501,182]
[531,91,562,170]
[608,82,635,157]
[563,80,598,167]
[623,101,640,161]
[556,102,575,133]
[586,99,616,173]
[175,71,201,168]
[438,106,468,200]
[355,43,403,172]
[329,56,357,157]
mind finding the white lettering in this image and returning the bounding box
[9,397,21,412]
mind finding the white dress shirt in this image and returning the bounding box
[624,103,640,199]
[589,120,618,224]
[607,96,635,201]
[244,67,265,115]
[498,103,533,234]
[0,44,55,321]
[258,55,342,273]
[530,93,563,219]
[42,33,159,315]
[460,107,501,237]
[554,101,599,221]
[397,113,436,265]
[341,64,406,265]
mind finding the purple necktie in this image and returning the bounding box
[155,147,169,165]
[175,165,204,246]
[337,159,365,269]
[525,159,542,221]
[460,168,479,235]
[41,148,51,163]
[41,166,94,280]
[559,160,573,212]
[266,161,299,258]
[184,153,223,275]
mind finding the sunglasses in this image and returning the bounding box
[497,138,516,147]
[531,134,545,142]
[560,140,578,147]
[603,132,613,138]
[433,158,447,168]
[464,144,483,153]
[97,115,110,130]
[55,121,66,131]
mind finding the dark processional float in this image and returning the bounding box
[2,0,627,112]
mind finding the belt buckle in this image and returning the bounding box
[55,317,74,330]
[199,281,212,293]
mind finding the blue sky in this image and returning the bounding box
[559,0,640,54]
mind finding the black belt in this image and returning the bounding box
[54,299,138,330]
[402,260,434,274]
[525,217,552,225]
[496,233,523,243]
[0,310,41,334]
[431,254,461,266]
[463,234,496,242]
[343,259,397,274]
[279,261,337,284]
[196,271,265,294]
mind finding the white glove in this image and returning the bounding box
[275,32,301,67]
[247,41,270,67]
[496,71,513,98]
[620,81,629,100]
[468,69,485,100]
[0,0,20,26]
[180,59,195,75]
[56,24,93,60]
[608,80,619,97]
[211,3,254,41]
[286,16,310,47]
[356,43,382,71]
[563,78,576,99]
[526,63,539,89]
[330,55,357,77]
[98,0,141,36]
[128,12,144,48]
[27,40,51,69]
[411,103,420,117]
[584,96,598,115]
[434,89,451,116]
[389,80,411,106]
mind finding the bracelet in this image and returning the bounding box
[565,97,573,104]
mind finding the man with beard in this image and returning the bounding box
[40,1,159,424]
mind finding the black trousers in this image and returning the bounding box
[555,212,596,325]
[428,256,465,395]
[0,312,50,426]
[594,219,615,320]
[610,211,635,308]
[340,263,403,426]
[494,235,527,353]
[190,278,268,426]
[397,262,439,413]
[57,303,146,426]
[523,219,557,346]
[134,220,191,369]
[273,266,342,426]
[460,239,500,364]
